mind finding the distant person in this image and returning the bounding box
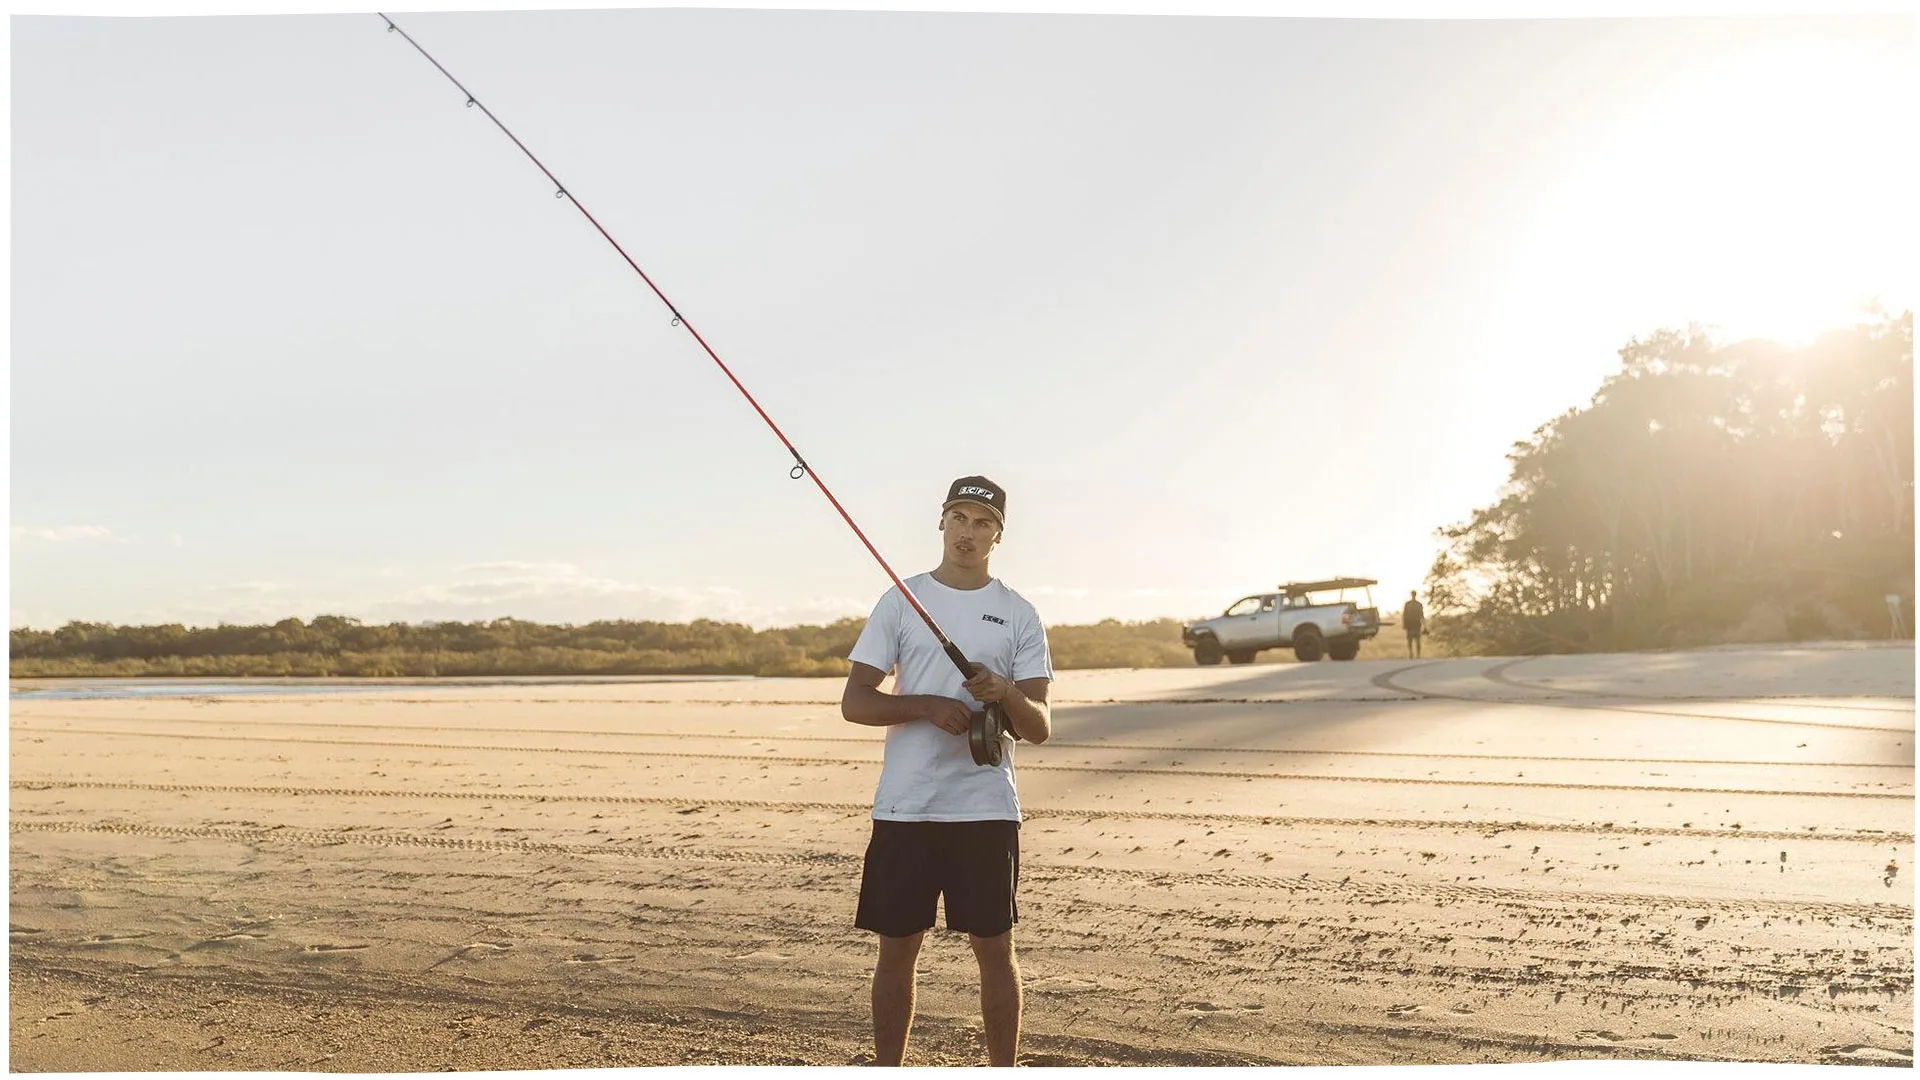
[1403,590,1426,658]
[840,475,1054,1067]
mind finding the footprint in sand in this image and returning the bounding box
[1030,976,1101,993]
[1174,1001,1264,1016]
[1575,1030,1625,1042]
[80,932,153,946]
[427,942,512,969]
[1386,1004,1424,1017]
[187,933,265,951]
[726,950,795,961]
[1449,1005,1475,1015]
[1821,1045,1913,1065]
[1020,1054,1089,1067]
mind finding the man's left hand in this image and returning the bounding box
[963,663,1015,704]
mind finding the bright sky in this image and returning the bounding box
[7,3,1914,631]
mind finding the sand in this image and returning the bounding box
[8,643,1914,1068]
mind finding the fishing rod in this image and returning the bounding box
[374,13,1015,765]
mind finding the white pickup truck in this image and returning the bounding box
[1181,577,1383,664]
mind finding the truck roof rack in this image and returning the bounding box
[1278,577,1378,597]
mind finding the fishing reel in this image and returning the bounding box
[968,703,1021,767]
[943,644,1021,767]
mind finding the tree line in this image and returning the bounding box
[8,615,1200,678]
[1425,312,1913,654]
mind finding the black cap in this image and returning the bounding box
[943,475,1006,525]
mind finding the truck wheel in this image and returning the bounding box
[1293,627,1325,662]
[1328,639,1359,661]
[1193,637,1224,665]
[1227,650,1255,665]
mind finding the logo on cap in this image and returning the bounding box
[944,475,1007,524]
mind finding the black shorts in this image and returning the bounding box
[855,819,1020,939]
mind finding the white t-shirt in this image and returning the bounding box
[848,572,1053,822]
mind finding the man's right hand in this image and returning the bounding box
[921,696,973,736]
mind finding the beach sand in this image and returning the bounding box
[8,644,1914,1068]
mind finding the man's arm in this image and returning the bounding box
[842,662,973,735]
[961,665,1052,745]
[1003,677,1051,744]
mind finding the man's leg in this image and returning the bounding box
[857,820,938,1067]
[873,931,925,1066]
[970,930,1022,1067]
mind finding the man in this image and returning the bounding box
[1402,589,1426,658]
[841,475,1053,1068]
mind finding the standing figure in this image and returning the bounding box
[840,476,1054,1067]
[1403,590,1426,658]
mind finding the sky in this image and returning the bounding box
[7,2,1915,631]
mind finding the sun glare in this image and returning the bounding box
[1501,32,1914,354]
[1658,41,1911,346]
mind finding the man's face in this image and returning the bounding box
[939,502,1003,566]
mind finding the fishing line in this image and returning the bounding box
[375,14,1013,763]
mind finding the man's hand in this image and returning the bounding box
[963,663,1015,704]
[922,695,974,736]
[844,663,981,735]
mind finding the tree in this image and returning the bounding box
[1429,313,1913,653]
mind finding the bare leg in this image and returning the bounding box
[971,931,1022,1066]
[873,931,924,1066]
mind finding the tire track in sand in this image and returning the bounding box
[1370,663,1912,733]
[14,713,1910,771]
[11,819,1910,921]
[78,690,1905,711]
[11,779,1910,844]
[10,726,1909,800]
[1482,657,1916,713]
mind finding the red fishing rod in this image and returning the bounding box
[375,14,1014,765]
